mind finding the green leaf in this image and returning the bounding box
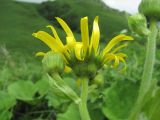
[46,90,70,110]
[35,76,50,97]
[102,80,139,120]
[89,108,105,120]
[0,91,16,110]
[0,110,12,120]
[48,74,81,104]
[0,91,15,120]
[43,75,78,111]
[46,75,80,111]
[8,80,37,101]
[57,104,81,120]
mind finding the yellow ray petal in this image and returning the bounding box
[64,66,72,73]
[117,56,127,73]
[103,53,115,63]
[113,56,119,68]
[103,34,133,55]
[63,37,76,60]
[55,17,76,42]
[35,52,46,57]
[116,53,127,58]
[74,42,83,61]
[103,53,127,71]
[66,37,76,47]
[111,43,128,54]
[62,45,72,61]
[47,25,64,48]
[32,31,63,52]
[89,16,100,54]
[104,54,119,68]
[81,17,89,55]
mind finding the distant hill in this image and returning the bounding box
[0,0,128,55]
[0,0,50,54]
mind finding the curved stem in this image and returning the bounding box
[129,19,158,120]
[78,77,91,120]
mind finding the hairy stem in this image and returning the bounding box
[78,77,91,120]
[129,19,158,120]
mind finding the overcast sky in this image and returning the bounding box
[102,0,141,14]
[17,0,142,14]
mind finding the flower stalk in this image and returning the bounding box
[128,19,158,120]
[78,78,91,120]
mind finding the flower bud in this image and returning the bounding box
[139,0,160,20]
[93,74,104,87]
[42,51,65,75]
[128,13,150,36]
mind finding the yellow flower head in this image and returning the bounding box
[32,16,133,78]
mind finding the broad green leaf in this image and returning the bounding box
[0,91,16,110]
[102,80,139,120]
[57,104,81,120]
[89,107,105,120]
[63,77,78,92]
[46,75,79,111]
[45,75,79,110]
[46,90,70,110]
[48,74,81,104]
[8,80,37,101]
[35,76,50,97]
[0,110,12,120]
[0,68,12,89]
[47,76,78,99]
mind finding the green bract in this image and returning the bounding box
[139,0,160,20]
[42,51,65,75]
[128,13,150,36]
[72,62,99,78]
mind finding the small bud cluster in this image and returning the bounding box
[128,0,160,36]
[128,13,150,36]
[139,0,160,20]
[42,51,65,75]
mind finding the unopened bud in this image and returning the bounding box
[93,74,104,87]
[128,13,150,36]
[139,0,160,20]
[42,51,65,75]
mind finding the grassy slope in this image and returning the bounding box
[0,0,128,55]
[0,0,50,55]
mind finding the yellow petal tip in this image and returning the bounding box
[125,35,134,40]
[32,33,37,37]
[35,52,46,57]
[46,25,51,28]
[55,17,61,20]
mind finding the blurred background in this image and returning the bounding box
[0,0,160,120]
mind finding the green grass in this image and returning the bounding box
[0,0,52,55]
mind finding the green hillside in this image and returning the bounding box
[0,0,49,55]
[0,0,128,55]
